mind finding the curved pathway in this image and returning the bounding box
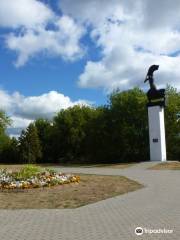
[0,162,180,240]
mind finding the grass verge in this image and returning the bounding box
[0,163,136,171]
[43,163,136,169]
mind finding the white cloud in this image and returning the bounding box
[142,0,180,30]
[0,90,90,136]
[60,0,180,91]
[10,116,32,129]
[13,90,89,119]
[1,0,180,90]
[6,15,85,67]
[0,89,14,111]
[0,0,53,28]
[0,0,85,67]
[59,0,136,27]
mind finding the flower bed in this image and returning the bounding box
[0,166,80,190]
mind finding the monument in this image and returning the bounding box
[144,65,167,161]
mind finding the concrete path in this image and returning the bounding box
[0,162,180,240]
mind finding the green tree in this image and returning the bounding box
[34,118,52,163]
[52,105,96,163]
[0,110,11,132]
[165,86,180,160]
[0,110,11,161]
[83,106,112,163]
[108,88,149,162]
[2,86,177,164]
[19,123,42,163]
[1,137,20,163]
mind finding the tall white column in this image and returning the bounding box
[148,106,167,161]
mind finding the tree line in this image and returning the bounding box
[0,87,179,164]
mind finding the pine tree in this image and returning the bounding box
[19,123,42,163]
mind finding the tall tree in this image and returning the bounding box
[165,86,180,160]
[52,105,96,163]
[1,137,20,163]
[0,110,11,161]
[19,123,42,163]
[34,118,52,163]
[0,110,11,132]
[83,106,112,163]
[108,88,149,162]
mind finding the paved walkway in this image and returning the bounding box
[0,162,180,240]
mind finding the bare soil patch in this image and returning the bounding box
[149,161,180,170]
[0,164,26,171]
[0,174,143,209]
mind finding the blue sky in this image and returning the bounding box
[0,0,180,136]
[0,22,105,105]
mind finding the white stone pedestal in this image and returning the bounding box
[148,105,167,161]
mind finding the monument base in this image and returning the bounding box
[148,105,167,162]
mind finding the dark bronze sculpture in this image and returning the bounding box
[144,64,159,89]
[144,65,166,106]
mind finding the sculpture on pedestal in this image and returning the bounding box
[144,64,167,161]
[144,65,166,106]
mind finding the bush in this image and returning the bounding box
[14,165,42,180]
